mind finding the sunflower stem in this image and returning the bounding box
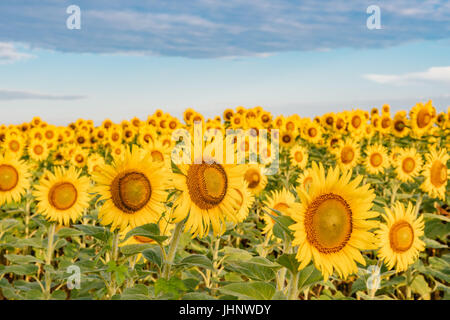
[287,271,299,300]
[163,221,184,279]
[414,194,423,217]
[44,223,56,300]
[405,268,413,300]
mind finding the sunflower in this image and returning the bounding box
[92,146,169,231]
[296,167,314,192]
[290,162,378,280]
[379,113,392,134]
[364,144,390,175]
[420,148,449,200]
[262,188,296,236]
[28,140,49,161]
[87,153,106,175]
[410,101,435,137]
[3,134,25,157]
[33,167,90,225]
[138,126,156,147]
[223,109,234,122]
[334,139,360,170]
[171,158,247,238]
[243,164,268,195]
[0,154,31,205]
[71,148,88,168]
[279,130,296,148]
[391,112,410,138]
[289,145,308,169]
[303,121,322,144]
[394,148,423,183]
[376,202,425,272]
[348,110,366,134]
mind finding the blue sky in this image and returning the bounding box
[0,0,449,125]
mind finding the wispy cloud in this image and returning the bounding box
[0,89,86,101]
[0,1,449,58]
[364,66,450,85]
[0,42,33,64]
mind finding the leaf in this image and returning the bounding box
[218,282,276,300]
[1,265,39,276]
[225,257,278,281]
[297,264,323,291]
[411,275,431,299]
[0,219,19,232]
[271,291,287,300]
[423,237,448,249]
[177,254,213,270]
[154,278,187,299]
[74,224,111,242]
[423,212,450,223]
[265,210,294,241]
[142,246,163,269]
[182,292,216,300]
[222,247,253,262]
[276,253,300,274]
[120,244,152,256]
[57,227,84,237]
[123,223,168,244]
[4,254,43,264]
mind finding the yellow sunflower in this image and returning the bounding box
[376,201,425,272]
[262,188,296,236]
[394,148,423,183]
[0,154,31,205]
[296,167,314,192]
[289,145,308,169]
[290,162,378,280]
[33,167,91,225]
[364,144,390,175]
[420,148,449,200]
[28,140,49,162]
[410,101,435,137]
[243,164,268,195]
[92,146,170,231]
[334,139,360,170]
[171,160,247,238]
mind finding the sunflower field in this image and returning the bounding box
[0,101,449,301]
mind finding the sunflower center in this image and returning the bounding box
[402,157,416,173]
[48,182,78,210]
[389,221,414,253]
[417,109,431,128]
[308,128,317,137]
[381,117,391,128]
[151,151,164,162]
[352,116,361,128]
[186,163,228,209]
[244,169,261,189]
[336,119,344,129]
[294,151,303,163]
[34,145,44,155]
[370,153,383,167]
[9,140,20,152]
[282,134,291,143]
[326,117,333,125]
[0,164,19,192]
[111,171,152,213]
[305,193,353,253]
[430,160,447,187]
[394,120,405,132]
[341,146,355,164]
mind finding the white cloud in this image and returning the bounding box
[364,66,450,85]
[0,89,86,101]
[0,42,34,64]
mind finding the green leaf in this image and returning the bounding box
[57,227,84,237]
[218,282,276,300]
[1,264,39,276]
[51,290,67,300]
[423,237,448,249]
[182,292,216,300]
[225,257,278,281]
[222,247,253,262]
[120,244,152,256]
[154,278,187,299]
[4,254,43,264]
[297,264,323,291]
[177,254,214,270]
[277,254,300,275]
[411,275,431,299]
[74,224,111,242]
[142,246,163,269]
[123,223,168,244]
[265,210,294,241]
